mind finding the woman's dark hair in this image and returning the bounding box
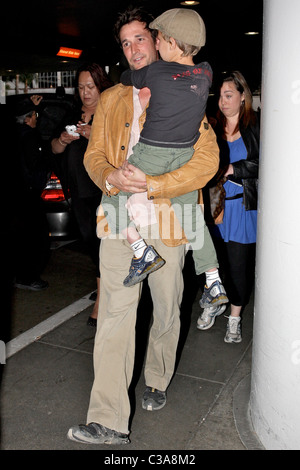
[113,5,157,46]
[75,62,113,95]
[217,70,256,134]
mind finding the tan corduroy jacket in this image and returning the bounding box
[84,83,219,247]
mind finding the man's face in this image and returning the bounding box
[119,20,158,70]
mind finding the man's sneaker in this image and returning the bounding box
[199,280,228,308]
[142,387,166,411]
[67,422,129,445]
[197,304,227,330]
[123,245,165,287]
[224,316,242,343]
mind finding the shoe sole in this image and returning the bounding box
[67,428,129,445]
[14,283,49,291]
[142,400,166,411]
[197,305,226,330]
[224,336,242,344]
[199,294,228,309]
[124,258,165,287]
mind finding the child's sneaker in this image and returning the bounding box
[197,304,227,330]
[123,245,165,287]
[199,280,228,308]
[224,316,242,343]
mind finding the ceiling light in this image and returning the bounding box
[180,1,200,5]
[245,31,259,36]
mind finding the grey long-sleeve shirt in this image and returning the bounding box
[121,59,212,148]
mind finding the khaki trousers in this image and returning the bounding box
[86,224,186,434]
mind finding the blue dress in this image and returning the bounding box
[218,137,257,244]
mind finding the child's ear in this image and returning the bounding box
[155,37,160,51]
[169,37,177,50]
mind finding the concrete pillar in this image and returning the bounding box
[0,78,5,104]
[250,0,300,450]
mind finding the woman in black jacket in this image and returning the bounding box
[198,71,260,343]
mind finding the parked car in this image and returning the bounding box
[41,171,79,239]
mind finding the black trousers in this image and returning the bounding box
[217,239,256,307]
[15,191,50,282]
[71,194,101,278]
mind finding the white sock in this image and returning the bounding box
[229,315,241,322]
[130,238,147,258]
[205,269,221,287]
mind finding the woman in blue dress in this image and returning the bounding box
[197,71,260,343]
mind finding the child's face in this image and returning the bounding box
[157,31,172,61]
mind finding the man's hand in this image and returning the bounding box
[107,162,147,193]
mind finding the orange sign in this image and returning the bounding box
[57,47,82,58]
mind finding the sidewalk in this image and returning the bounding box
[0,248,264,451]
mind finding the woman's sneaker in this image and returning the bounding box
[224,316,242,343]
[123,246,165,287]
[197,304,227,330]
[199,280,228,308]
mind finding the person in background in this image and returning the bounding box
[67,6,220,446]
[51,63,113,326]
[14,99,52,290]
[197,71,260,343]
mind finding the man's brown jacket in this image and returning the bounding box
[84,83,219,246]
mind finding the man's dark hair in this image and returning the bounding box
[113,5,157,46]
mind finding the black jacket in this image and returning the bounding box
[217,111,260,211]
[16,123,52,195]
[52,106,101,201]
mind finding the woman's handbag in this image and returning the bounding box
[209,171,227,223]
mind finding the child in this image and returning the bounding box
[102,8,228,310]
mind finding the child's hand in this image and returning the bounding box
[120,160,133,174]
[123,163,147,187]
